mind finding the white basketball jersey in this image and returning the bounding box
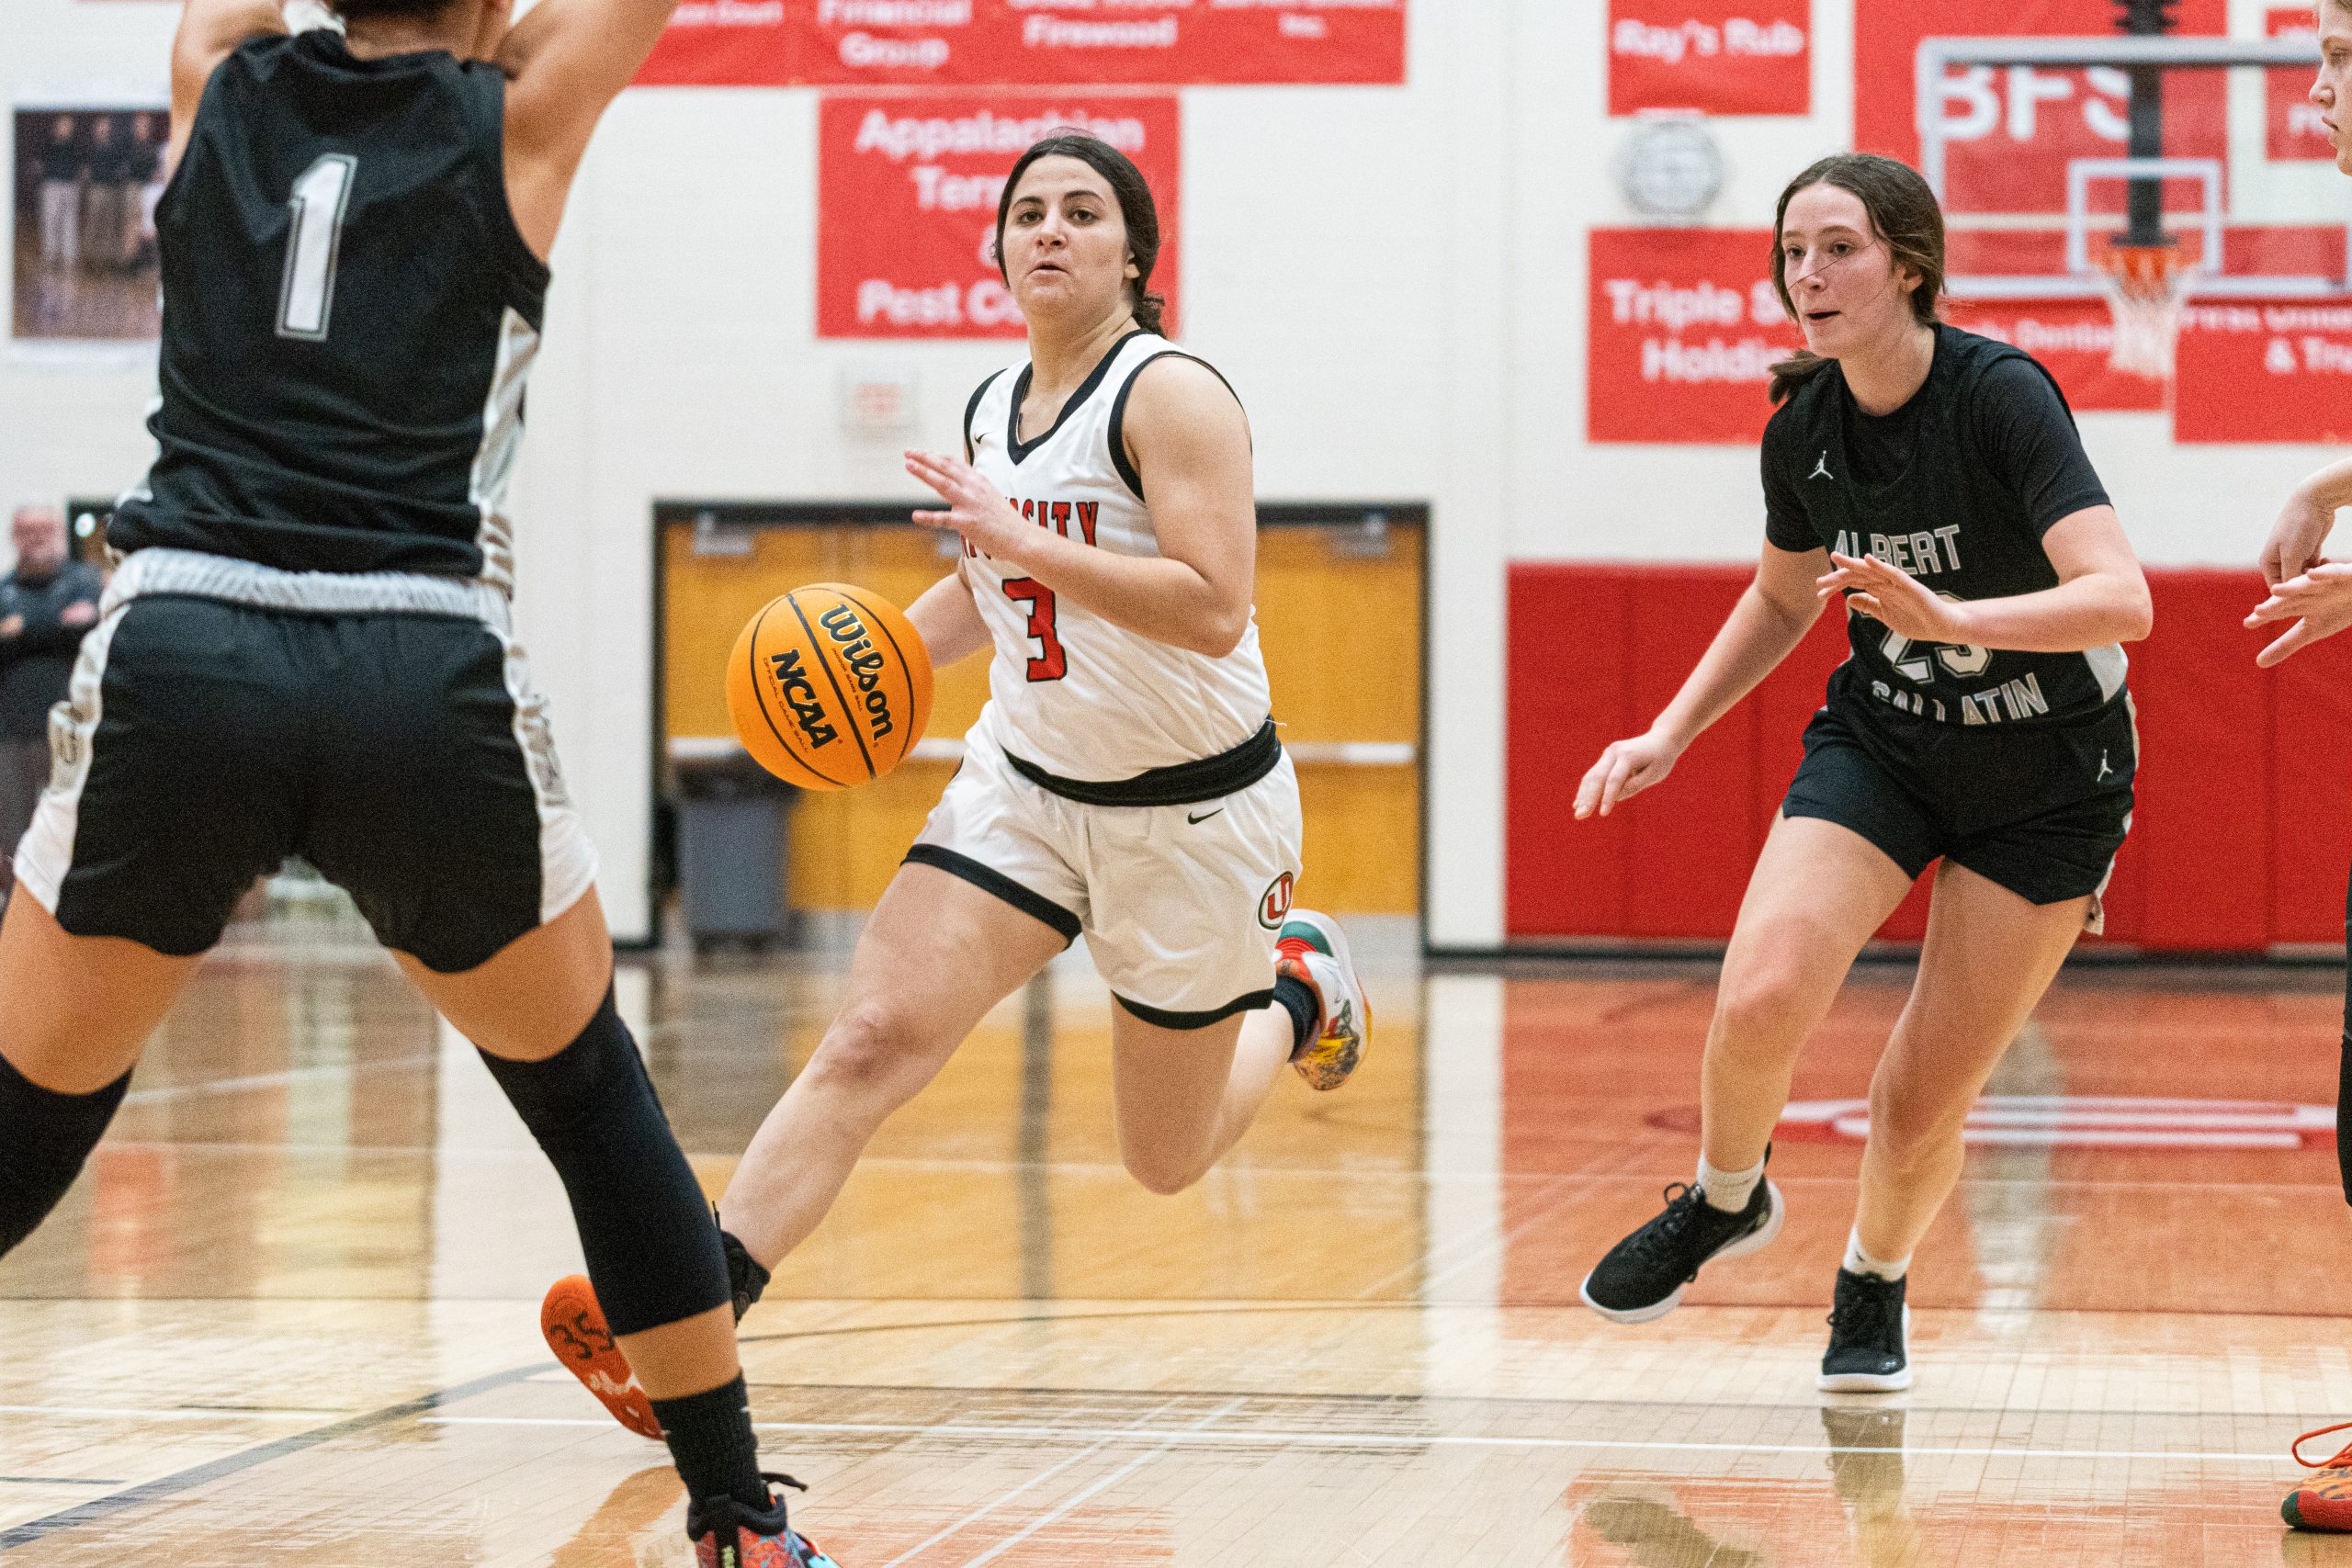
[960,332,1273,781]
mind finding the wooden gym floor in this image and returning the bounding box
[4,916,2352,1565]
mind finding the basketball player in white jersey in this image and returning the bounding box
[543,131,1374,1432]
[2255,0,2352,1532]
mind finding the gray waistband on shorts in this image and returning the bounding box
[103,548,512,631]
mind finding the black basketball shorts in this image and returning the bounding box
[11,552,596,971]
[1780,694,2135,930]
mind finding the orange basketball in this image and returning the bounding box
[725,583,933,790]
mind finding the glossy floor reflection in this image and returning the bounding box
[5,923,2352,1565]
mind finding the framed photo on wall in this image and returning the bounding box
[12,102,169,344]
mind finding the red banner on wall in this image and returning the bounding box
[2175,300,2352,444]
[2268,6,2334,161]
[1939,298,2165,412]
[1588,228,1796,444]
[639,1,1405,88]
[1607,0,1811,116]
[818,95,1180,340]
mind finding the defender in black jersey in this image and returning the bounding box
[0,0,837,1561]
[1571,154,2154,1393]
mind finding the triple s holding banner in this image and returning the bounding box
[1596,0,2352,445]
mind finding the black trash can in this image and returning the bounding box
[673,749,792,953]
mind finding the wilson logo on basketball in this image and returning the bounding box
[820,603,897,742]
[1258,872,1295,931]
[765,649,839,750]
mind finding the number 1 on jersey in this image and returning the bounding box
[1002,578,1066,682]
[277,154,356,342]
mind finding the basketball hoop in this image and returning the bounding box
[2094,243,2194,380]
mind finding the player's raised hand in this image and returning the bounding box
[1575,732,1681,820]
[2246,562,2352,667]
[1817,552,1969,645]
[905,450,1029,561]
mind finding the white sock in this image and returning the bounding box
[1696,1154,1765,1214]
[1843,1229,1909,1281]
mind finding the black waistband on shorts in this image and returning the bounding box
[1003,719,1282,807]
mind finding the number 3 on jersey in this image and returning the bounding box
[1002,579,1066,682]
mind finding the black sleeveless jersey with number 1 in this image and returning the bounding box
[112,29,548,590]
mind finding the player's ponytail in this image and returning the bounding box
[1767,152,1947,405]
[996,132,1167,336]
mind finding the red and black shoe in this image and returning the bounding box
[2285,1423,2352,1530]
[691,1473,842,1567]
[540,1273,662,1439]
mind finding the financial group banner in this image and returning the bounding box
[819,94,1181,339]
[639,0,1406,88]
[1607,0,1811,117]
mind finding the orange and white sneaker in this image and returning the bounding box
[541,1274,662,1440]
[1275,909,1371,1092]
[2284,1422,2352,1529]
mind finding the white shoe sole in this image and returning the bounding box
[1577,1181,1785,1325]
[1817,1303,1913,1392]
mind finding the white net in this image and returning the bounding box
[2093,245,2195,380]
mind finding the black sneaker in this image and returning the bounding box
[1818,1268,1911,1392]
[1578,1175,1784,1324]
[687,1473,842,1567]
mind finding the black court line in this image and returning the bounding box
[0,1360,550,1551]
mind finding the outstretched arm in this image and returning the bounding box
[169,0,287,164]
[1821,505,2153,655]
[903,357,1257,659]
[495,0,684,258]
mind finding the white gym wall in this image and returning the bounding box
[4,0,2341,948]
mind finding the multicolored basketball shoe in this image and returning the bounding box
[2283,1422,2352,1529]
[540,1274,661,1439]
[691,1474,842,1568]
[1276,909,1371,1091]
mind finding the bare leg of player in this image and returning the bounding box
[1697,815,1917,1172]
[1107,1004,1294,1195]
[1849,865,2088,1262]
[718,863,1068,1268]
[0,892,198,1095]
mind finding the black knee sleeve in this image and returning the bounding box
[481,987,729,1337]
[0,1054,130,1257]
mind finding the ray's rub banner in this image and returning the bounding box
[819,94,1181,339]
[1607,0,1810,117]
[639,0,1406,88]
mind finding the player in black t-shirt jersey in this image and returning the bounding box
[2251,0,2352,1533]
[1571,153,2154,1393]
[0,0,840,1561]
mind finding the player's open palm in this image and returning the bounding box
[2247,562,2352,668]
[1576,732,1680,819]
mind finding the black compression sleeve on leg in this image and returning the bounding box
[0,1054,130,1256]
[479,987,730,1336]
